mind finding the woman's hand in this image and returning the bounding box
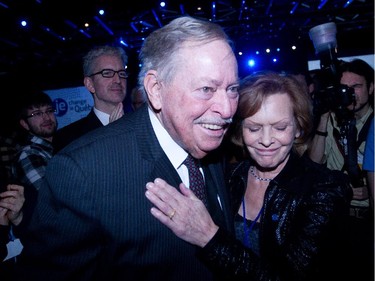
[0,184,25,226]
[145,178,219,248]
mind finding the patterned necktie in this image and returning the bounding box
[183,154,207,205]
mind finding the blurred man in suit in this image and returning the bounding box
[130,85,147,111]
[53,45,128,154]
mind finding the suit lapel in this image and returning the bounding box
[150,153,183,189]
[133,106,183,189]
[204,164,234,233]
[133,106,233,233]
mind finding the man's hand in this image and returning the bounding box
[0,206,9,226]
[145,178,219,248]
[0,184,25,226]
[109,103,124,123]
[352,186,369,200]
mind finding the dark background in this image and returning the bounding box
[0,0,373,133]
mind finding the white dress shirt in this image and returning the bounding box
[149,108,205,188]
[93,107,110,126]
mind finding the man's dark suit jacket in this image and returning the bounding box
[17,105,234,281]
[53,109,103,154]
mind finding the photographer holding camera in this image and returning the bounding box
[308,58,374,281]
[307,23,373,280]
[308,59,374,217]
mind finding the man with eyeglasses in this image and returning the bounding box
[5,91,55,278]
[11,91,57,191]
[52,45,128,154]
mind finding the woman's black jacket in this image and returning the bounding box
[198,152,353,281]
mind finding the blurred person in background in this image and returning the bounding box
[130,85,147,111]
[308,58,374,281]
[0,184,25,280]
[53,45,128,154]
[362,117,374,210]
[12,91,56,191]
[308,59,373,217]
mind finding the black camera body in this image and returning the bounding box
[312,79,355,125]
[309,23,356,127]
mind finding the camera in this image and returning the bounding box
[309,22,356,126]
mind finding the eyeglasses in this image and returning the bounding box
[26,108,56,119]
[89,69,128,79]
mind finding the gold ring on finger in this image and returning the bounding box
[169,209,176,220]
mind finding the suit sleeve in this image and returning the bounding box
[17,152,105,280]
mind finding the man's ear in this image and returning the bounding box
[19,119,30,131]
[84,77,95,94]
[369,81,374,96]
[144,70,162,111]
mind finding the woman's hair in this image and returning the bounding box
[231,71,313,152]
[138,15,235,88]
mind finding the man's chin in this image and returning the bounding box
[352,103,366,113]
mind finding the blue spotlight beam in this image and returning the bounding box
[79,29,91,38]
[290,2,299,14]
[0,1,9,8]
[238,0,246,20]
[0,37,18,47]
[152,9,162,27]
[318,0,329,10]
[140,21,154,28]
[265,0,274,15]
[343,0,354,8]
[211,2,216,21]
[179,4,185,15]
[119,37,128,47]
[130,22,138,32]
[65,20,78,29]
[40,25,65,41]
[94,16,114,36]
